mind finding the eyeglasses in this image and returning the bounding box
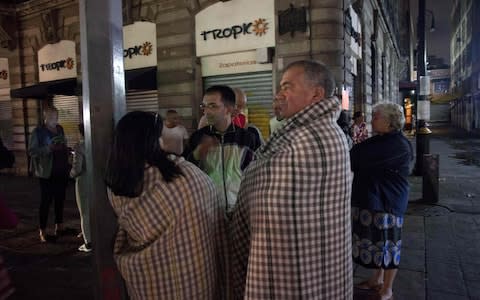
[200,103,221,110]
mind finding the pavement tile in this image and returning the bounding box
[465,280,480,300]
[403,215,425,233]
[425,246,460,265]
[426,261,467,296]
[427,291,470,300]
[403,232,426,251]
[401,248,426,272]
[461,262,480,282]
[393,269,425,300]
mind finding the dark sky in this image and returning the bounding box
[411,0,452,64]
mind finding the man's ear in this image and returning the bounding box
[225,105,235,115]
[312,86,325,102]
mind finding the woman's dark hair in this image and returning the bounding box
[353,111,363,119]
[105,111,182,197]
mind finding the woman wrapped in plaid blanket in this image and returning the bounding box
[105,111,226,300]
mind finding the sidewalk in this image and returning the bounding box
[354,126,480,300]
[1,126,479,299]
[0,177,94,300]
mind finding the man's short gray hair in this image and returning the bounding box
[373,103,405,131]
[284,60,336,97]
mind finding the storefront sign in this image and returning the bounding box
[38,40,77,82]
[123,22,157,70]
[0,58,9,89]
[201,50,272,77]
[428,68,450,79]
[195,0,275,57]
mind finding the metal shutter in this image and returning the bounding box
[203,71,273,138]
[0,88,12,148]
[126,90,159,112]
[53,95,81,149]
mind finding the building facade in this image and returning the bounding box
[0,0,409,176]
[450,0,480,133]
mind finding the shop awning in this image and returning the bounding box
[125,67,157,91]
[399,80,416,90]
[10,67,157,99]
[10,78,79,99]
[431,93,460,104]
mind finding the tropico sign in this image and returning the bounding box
[200,18,269,41]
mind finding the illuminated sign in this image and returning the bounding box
[37,40,77,82]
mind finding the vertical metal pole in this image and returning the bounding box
[414,0,432,175]
[79,0,127,299]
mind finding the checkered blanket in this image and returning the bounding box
[230,97,353,299]
[109,157,226,300]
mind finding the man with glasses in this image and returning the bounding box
[183,85,260,213]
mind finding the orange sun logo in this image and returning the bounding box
[0,70,7,80]
[252,18,269,36]
[65,57,75,70]
[141,42,153,56]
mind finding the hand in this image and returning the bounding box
[193,135,218,161]
[51,136,65,145]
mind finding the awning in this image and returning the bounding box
[10,67,157,99]
[125,67,157,91]
[431,93,460,104]
[399,80,416,90]
[10,78,79,99]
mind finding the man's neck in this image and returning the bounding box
[165,122,176,129]
[214,118,232,133]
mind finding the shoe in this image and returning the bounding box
[39,230,47,243]
[77,232,83,239]
[78,243,92,252]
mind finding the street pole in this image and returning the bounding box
[79,0,127,299]
[414,0,432,176]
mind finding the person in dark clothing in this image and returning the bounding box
[337,109,353,149]
[28,106,70,243]
[0,137,14,169]
[351,102,413,300]
[183,85,259,213]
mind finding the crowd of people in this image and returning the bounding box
[106,60,412,300]
[0,59,413,299]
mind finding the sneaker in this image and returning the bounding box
[78,243,92,252]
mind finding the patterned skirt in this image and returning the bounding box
[352,207,403,269]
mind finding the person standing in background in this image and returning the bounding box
[160,109,189,155]
[28,106,70,243]
[70,123,91,252]
[199,88,264,146]
[352,111,369,144]
[351,103,413,300]
[184,85,259,213]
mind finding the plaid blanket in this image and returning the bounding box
[109,157,226,300]
[230,97,353,299]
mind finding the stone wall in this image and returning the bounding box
[8,0,80,175]
[5,0,408,174]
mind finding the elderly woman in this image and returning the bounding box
[351,103,413,300]
[105,111,225,299]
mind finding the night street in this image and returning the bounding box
[0,126,479,299]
